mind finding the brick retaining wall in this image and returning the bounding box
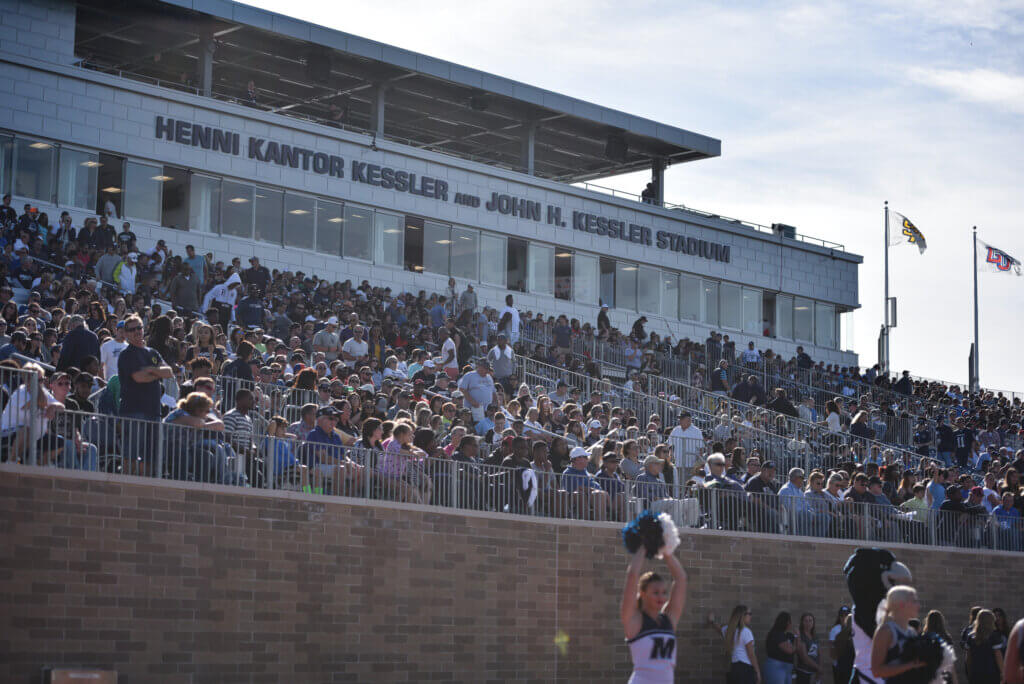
[0,466,1019,683]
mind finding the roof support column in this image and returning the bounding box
[652,157,666,206]
[520,121,537,175]
[371,84,387,135]
[199,35,216,98]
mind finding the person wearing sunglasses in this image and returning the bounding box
[118,314,173,475]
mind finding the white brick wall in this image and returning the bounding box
[0,53,860,365]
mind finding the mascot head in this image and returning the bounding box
[843,548,912,636]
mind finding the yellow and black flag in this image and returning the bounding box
[888,212,927,254]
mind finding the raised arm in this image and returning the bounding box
[620,551,645,640]
[661,552,688,627]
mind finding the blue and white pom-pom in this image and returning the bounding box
[622,510,681,559]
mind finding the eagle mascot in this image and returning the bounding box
[843,548,954,684]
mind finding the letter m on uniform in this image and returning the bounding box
[987,247,1012,271]
[649,636,675,660]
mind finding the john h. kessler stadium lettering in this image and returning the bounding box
[154,116,730,263]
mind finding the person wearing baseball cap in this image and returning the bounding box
[635,454,669,502]
[585,419,604,447]
[560,446,608,521]
[594,450,627,520]
[306,405,365,494]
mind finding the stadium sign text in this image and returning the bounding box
[154,116,730,263]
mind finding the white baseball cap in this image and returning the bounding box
[570,446,589,460]
[588,419,603,430]
[327,316,339,325]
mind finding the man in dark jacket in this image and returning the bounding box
[57,314,100,372]
[766,388,799,417]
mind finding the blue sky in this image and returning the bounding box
[241,0,1024,391]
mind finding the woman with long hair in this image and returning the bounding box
[185,323,225,374]
[620,550,687,684]
[793,613,821,684]
[966,609,1005,684]
[710,605,759,684]
[763,612,796,684]
[870,585,926,680]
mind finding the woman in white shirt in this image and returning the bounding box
[824,400,842,433]
[709,605,761,684]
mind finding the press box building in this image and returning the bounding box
[0,0,862,365]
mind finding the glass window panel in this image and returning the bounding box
[254,188,283,245]
[637,266,660,314]
[0,135,12,196]
[97,153,124,218]
[221,180,253,238]
[815,302,836,348]
[720,283,742,330]
[573,253,599,306]
[554,249,572,301]
[343,205,372,260]
[188,174,220,234]
[404,216,424,272]
[528,243,554,296]
[661,272,679,319]
[279,193,313,249]
[373,211,402,266]
[423,221,450,275]
[615,262,637,312]
[506,238,527,292]
[14,138,55,201]
[794,297,814,342]
[312,199,341,255]
[57,147,98,210]
[776,295,793,340]
[600,258,616,308]
[480,233,506,286]
[123,160,162,222]
[160,166,187,230]
[742,287,762,334]
[702,280,719,326]
[680,275,700,321]
[450,227,479,281]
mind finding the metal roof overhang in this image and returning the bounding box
[73,0,721,183]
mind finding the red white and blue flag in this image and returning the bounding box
[978,240,1022,276]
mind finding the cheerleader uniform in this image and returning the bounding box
[852,619,914,683]
[626,612,676,684]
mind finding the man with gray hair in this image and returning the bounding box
[56,314,99,372]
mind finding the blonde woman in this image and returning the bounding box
[870,586,926,680]
[708,605,759,684]
[620,550,687,684]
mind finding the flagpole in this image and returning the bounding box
[883,200,890,374]
[973,226,979,392]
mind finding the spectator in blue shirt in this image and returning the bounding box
[634,455,670,502]
[926,468,948,510]
[429,298,447,329]
[560,446,608,521]
[305,406,365,495]
[594,452,627,521]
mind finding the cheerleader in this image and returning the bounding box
[620,549,687,684]
[870,585,925,681]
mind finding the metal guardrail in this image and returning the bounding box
[6,407,1021,553]
[574,180,846,251]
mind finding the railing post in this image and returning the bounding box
[709,488,719,530]
[449,458,459,509]
[27,371,39,466]
[154,420,164,480]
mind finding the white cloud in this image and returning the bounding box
[907,66,1024,114]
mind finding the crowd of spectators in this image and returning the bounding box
[1,204,1023,550]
